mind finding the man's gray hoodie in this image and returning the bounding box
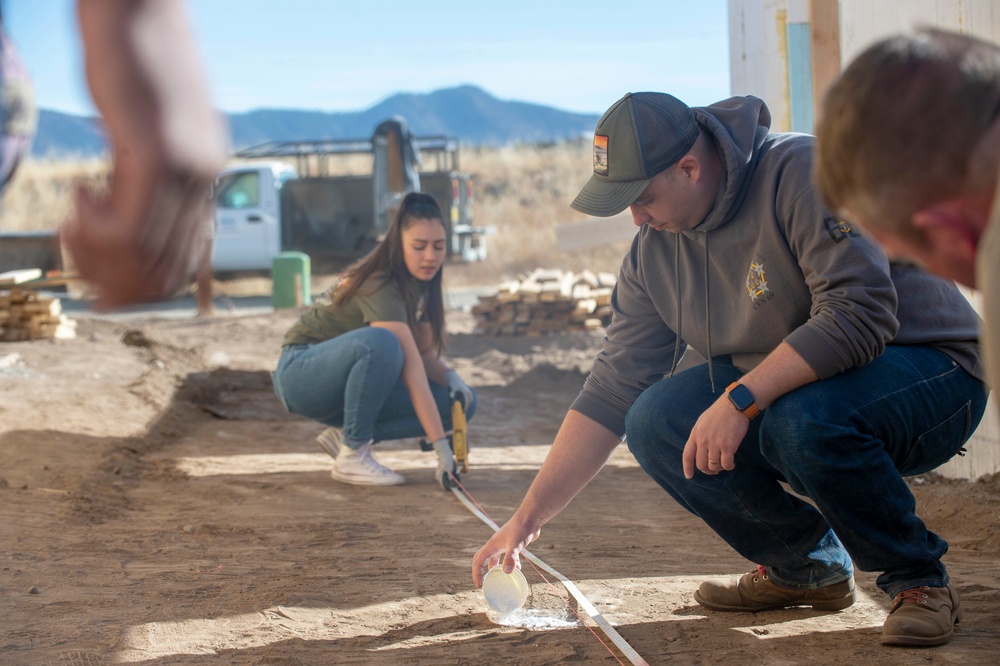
[571,96,982,437]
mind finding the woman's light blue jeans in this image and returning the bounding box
[625,346,987,598]
[272,327,477,450]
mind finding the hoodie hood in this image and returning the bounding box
[668,96,773,388]
[691,96,771,233]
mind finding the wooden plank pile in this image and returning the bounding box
[471,268,616,336]
[0,286,77,342]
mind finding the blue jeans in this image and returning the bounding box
[271,327,477,449]
[625,346,987,598]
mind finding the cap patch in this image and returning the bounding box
[593,135,609,176]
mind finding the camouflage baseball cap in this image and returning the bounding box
[571,92,699,217]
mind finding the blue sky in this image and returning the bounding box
[7,0,731,117]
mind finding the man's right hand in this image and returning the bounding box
[471,411,622,587]
[472,520,541,588]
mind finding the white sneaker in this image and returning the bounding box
[331,442,405,486]
[315,427,342,458]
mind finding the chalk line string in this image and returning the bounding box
[449,480,650,666]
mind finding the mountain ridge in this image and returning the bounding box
[31,84,601,158]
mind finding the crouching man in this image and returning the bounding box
[472,91,986,648]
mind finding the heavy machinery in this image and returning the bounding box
[212,116,490,272]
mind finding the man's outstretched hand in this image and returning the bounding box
[61,170,215,310]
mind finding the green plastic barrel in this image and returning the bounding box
[271,251,312,308]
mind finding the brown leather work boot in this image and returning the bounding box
[694,565,856,612]
[881,585,961,647]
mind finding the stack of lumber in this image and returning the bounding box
[472,268,616,336]
[0,287,77,341]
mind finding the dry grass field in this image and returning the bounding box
[0,157,109,234]
[0,142,633,285]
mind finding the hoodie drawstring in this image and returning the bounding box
[704,233,715,393]
[669,235,683,378]
[667,232,716,394]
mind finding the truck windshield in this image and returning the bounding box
[215,172,260,209]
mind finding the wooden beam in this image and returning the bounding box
[0,268,42,285]
[810,0,842,117]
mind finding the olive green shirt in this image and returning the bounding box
[282,273,428,346]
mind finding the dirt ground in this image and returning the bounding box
[2,269,1000,665]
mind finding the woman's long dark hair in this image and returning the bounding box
[333,192,447,352]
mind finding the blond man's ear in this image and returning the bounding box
[912,201,982,257]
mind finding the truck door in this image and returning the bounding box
[211,167,281,271]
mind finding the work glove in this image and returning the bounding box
[445,369,474,408]
[431,436,457,490]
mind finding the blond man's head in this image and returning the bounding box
[815,28,1000,286]
[816,28,1000,232]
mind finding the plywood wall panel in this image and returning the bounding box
[839,0,1000,64]
[728,0,792,131]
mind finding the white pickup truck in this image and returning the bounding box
[211,118,488,272]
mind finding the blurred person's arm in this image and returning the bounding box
[61,0,226,310]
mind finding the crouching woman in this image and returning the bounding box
[272,192,477,486]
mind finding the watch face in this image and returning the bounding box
[728,384,755,411]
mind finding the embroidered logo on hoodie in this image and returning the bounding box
[824,216,858,243]
[746,261,772,305]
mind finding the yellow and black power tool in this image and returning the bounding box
[451,398,469,474]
